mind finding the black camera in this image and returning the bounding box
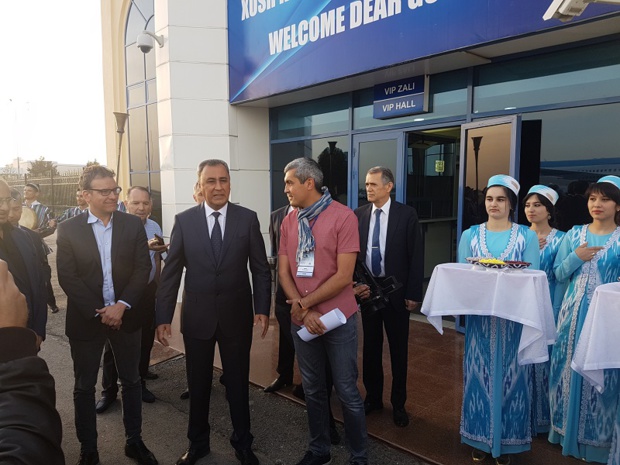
[353,261,402,315]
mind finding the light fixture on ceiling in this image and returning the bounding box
[543,0,620,22]
[411,138,438,150]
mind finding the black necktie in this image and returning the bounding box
[211,211,223,260]
[371,209,382,276]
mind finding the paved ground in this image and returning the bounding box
[41,233,429,465]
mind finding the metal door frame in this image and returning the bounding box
[457,115,522,238]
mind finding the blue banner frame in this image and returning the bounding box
[228,0,617,103]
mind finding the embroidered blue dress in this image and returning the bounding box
[457,223,540,458]
[549,225,620,463]
[611,406,620,465]
[532,228,566,435]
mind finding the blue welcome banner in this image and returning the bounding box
[228,0,618,103]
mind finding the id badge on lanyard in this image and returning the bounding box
[297,251,315,278]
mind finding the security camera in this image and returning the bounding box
[137,32,153,53]
[543,0,620,22]
[136,31,164,54]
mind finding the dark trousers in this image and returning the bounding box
[361,302,410,409]
[70,328,142,452]
[102,281,157,396]
[184,324,254,452]
[46,276,57,308]
[274,301,295,380]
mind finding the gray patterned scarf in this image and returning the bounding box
[296,188,332,264]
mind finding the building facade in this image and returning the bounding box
[101,0,620,291]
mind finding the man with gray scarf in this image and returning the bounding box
[278,157,368,465]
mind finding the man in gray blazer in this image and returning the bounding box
[156,159,271,465]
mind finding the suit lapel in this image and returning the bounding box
[385,201,400,256]
[196,204,217,266]
[111,213,124,267]
[80,214,103,271]
[219,203,238,267]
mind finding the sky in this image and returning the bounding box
[0,1,105,170]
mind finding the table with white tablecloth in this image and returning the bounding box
[571,282,620,394]
[421,263,557,364]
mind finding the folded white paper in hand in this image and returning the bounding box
[297,308,347,342]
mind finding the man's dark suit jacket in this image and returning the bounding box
[269,205,290,306]
[156,202,271,339]
[0,225,47,339]
[355,201,424,307]
[56,211,151,340]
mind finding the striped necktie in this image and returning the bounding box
[371,209,382,276]
[211,211,223,260]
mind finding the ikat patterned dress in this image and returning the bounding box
[457,223,540,458]
[531,228,565,435]
[549,225,620,464]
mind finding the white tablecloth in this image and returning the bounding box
[571,282,620,393]
[421,263,557,365]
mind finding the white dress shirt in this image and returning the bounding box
[203,201,228,239]
[88,212,130,310]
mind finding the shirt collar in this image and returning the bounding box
[204,201,229,218]
[372,197,391,215]
[87,210,113,225]
[28,200,41,207]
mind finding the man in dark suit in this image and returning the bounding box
[0,180,47,346]
[57,165,157,465]
[264,204,296,393]
[354,166,423,428]
[156,159,271,465]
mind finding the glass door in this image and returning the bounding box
[351,131,405,209]
[458,115,521,235]
[405,128,460,294]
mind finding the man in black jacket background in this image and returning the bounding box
[0,180,48,344]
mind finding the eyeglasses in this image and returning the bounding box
[0,197,13,207]
[88,187,122,197]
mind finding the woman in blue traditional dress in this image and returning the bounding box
[458,175,540,465]
[524,185,566,435]
[549,175,620,463]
